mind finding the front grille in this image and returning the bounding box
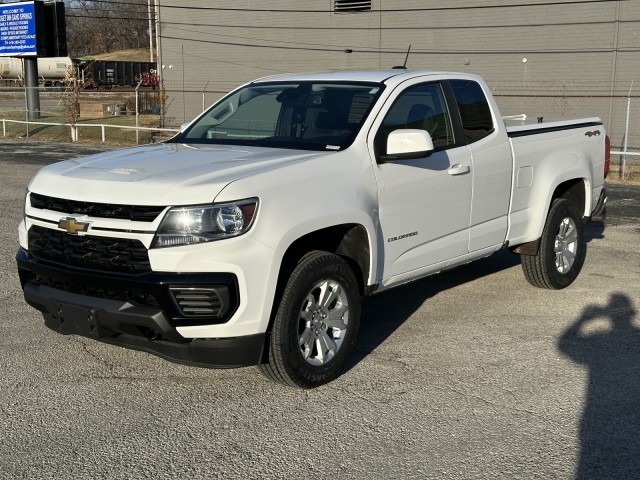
[28,225,151,273]
[25,272,160,307]
[169,287,229,318]
[30,193,164,222]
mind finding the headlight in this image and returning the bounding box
[151,198,258,248]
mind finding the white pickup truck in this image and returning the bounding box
[17,70,609,388]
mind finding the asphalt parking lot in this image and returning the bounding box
[1,140,639,479]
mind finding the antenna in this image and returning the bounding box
[392,45,411,70]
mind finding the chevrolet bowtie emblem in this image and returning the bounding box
[58,217,90,235]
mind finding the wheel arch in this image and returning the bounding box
[281,224,371,294]
[512,177,588,255]
[264,223,371,337]
[553,178,588,218]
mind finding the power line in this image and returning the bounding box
[66,14,150,21]
[158,18,640,32]
[162,34,640,55]
[64,0,626,14]
[158,0,624,13]
[63,0,624,9]
[62,0,634,26]
[163,25,382,53]
[160,14,640,56]
[62,0,634,24]
[160,46,288,75]
[61,0,635,58]
[67,14,640,29]
[64,0,149,6]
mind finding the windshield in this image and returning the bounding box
[178,81,384,151]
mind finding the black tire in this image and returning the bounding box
[521,198,586,289]
[258,251,361,388]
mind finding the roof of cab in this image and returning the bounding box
[251,70,465,86]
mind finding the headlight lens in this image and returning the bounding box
[152,198,258,248]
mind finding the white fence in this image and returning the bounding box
[2,84,639,180]
[1,118,179,144]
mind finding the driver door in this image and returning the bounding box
[371,81,473,281]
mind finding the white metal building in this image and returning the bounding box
[156,0,640,148]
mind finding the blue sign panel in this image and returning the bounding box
[0,1,37,56]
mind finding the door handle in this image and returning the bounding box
[448,164,470,176]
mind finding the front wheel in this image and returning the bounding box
[521,198,586,289]
[259,251,361,388]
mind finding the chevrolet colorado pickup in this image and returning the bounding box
[17,70,609,388]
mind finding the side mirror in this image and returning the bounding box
[179,122,191,132]
[386,129,434,159]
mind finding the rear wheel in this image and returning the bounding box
[521,198,585,289]
[259,251,361,388]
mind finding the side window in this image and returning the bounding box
[450,80,494,143]
[376,82,455,155]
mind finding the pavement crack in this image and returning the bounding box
[75,338,117,371]
[436,383,542,417]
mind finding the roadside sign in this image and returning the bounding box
[0,1,37,56]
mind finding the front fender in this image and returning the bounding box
[215,142,381,286]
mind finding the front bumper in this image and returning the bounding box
[17,248,265,368]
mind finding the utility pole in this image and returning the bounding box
[147,0,154,62]
[154,0,162,78]
[24,58,41,120]
[154,0,163,127]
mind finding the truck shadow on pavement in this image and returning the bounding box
[349,249,521,369]
[558,293,640,479]
[349,215,608,370]
[351,217,608,371]
[584,218,606,242]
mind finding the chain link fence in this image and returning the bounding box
[161,89,226,128]
[1,83,638,181]
[493,93,639,182]
[0,86,171,144]
[489,80,639,181]
[163,83,639,182]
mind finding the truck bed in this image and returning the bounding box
[504,115,602,136]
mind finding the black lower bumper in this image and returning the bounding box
[23,283,264,368]
[17,249,264,368]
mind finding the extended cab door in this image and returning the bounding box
[449,80,512,252]
[370,80,473,280]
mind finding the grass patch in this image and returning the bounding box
[608,162,640,185]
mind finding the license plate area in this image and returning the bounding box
[55,303,112,339]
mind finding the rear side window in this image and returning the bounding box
[450,80,494,143]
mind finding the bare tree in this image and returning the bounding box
[63,0,152,57]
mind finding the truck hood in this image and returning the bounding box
[28,143,324,205]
